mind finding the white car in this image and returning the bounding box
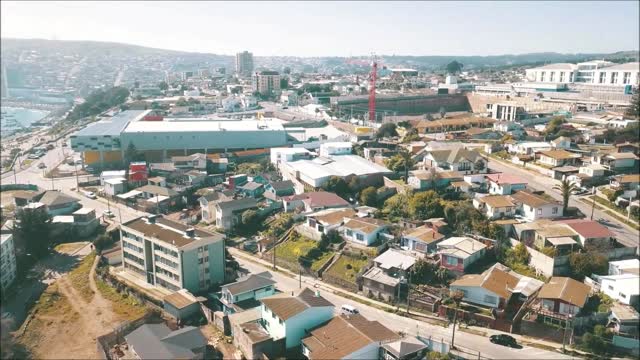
[82,191,97,199]
[340,304,359,315]
[103,210,115,218]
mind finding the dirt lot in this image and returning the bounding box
[17,255,147,359]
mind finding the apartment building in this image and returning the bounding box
[525,61,639,88]
[119,215,225,293]
[236,51,254,76]
[1,234,17,292]
[252,71,281,96]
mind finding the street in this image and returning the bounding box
[229,248,574,360]
[487,158,639,248]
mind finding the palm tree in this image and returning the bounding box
[554,178,578,214]
[399,150,414,182]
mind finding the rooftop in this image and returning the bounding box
[342,217,389,233]
[260,288,333,321]
[285,155,391,182]
[124,216,224,249]
[74,110,150,137]
[124,119,285,134]
[222,272,275,296]
[486,173,528,185]
[405,226,445,244]
[511,191,558,208]
[559,219,612,239]
[284,191,349,208]
[437,237,487,259]
[537,277,591,308]
[452,265,519,299]
[374,249,417,271]
[124,323,206,360]
[478,195,516,208]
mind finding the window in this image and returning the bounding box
[540,72,546,82]
[619,293,627,299]
[346,229,353,237]
[552,207,558,214]
[599,72,606,84]
[198,258,203,264]
[272,313,276,319]
[446,256,458,266]
[356,233,365,241]
[608,285,614,290]
[559,72,565,82]
[205,268,209,273]
[549,72,555,82]
[611,72,618,84]
[204,245,209,251]
[198,247,203,253]
[204,256,209,263]
[623,72,631,84]
[279,318,283,325]
[537,208,542,215]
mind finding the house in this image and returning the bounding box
[265,180,295,198]
[362,249,417,302]
[215,198,259,230]
[600,152,638,170]
[238,182,265,198]
[220,272,276,314]
[39,191,81,216]
[283,191,349,213]
[184,170,207,187]
[124,323,207,360]
[148,176,167,187]
[172,153,208,170]
[551,136,572,150]
[610,174,640,192]
[559,219,612,247]
[450,265,519,309]
[536,277,591,318]
[538,150,581,167]
[198,190,234,224]
[608,303,639,336]
[12,190,45,207]
[579,163,607,178]
[609,259,640,276]
[380,336,430,360]
[508,141,552,156]
[100,170,127,185]
[137,184,179,200]
[486,173,527,195]
[301,314,400,359]
[401,225,445,254]
[104,177,127,196]
[305,208,357,238]
[423,147,485,175]
[473,195,516,220]
[406,170,461,190]
[163,289,201,321]
[597,274,639,307]
[510,191,563,221]
[208,157,228,173]
[437,237,487,273]
[615,142,639,156]
[260,288,334,350]
[342,217,390,246]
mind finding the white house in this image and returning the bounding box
[508,142,552,156]
[304,208,357,238]
[486,173,527,195]
[451,266,519,308]
[260,288,334,349]
[423,147,485,175]
[220,272,276,314]
[551,136,572,150]
[270,147,312,167]
[510,191,563,221]
[342,217,390,246]
[473,195,516,220]
[104,177,127,196]
[538,150,581,167]
[598,274,639,307]
[100,170,127,186]
[579,164,607,178]
[609,259,640,276]
[319,142,352,157]
[198,190,234,224]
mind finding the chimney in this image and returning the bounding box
[186,227,195,237]
[147,214,157,224]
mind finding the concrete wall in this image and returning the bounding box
[333,94,471,116]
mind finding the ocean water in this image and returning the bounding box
[0,106,50,136]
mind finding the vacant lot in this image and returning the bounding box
[54,242,89,255]
[272,236,317,263]
[325,254,369,282]
[17,255,149,359]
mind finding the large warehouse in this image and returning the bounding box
[70,110,289,165]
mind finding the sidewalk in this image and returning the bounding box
[227,247,573,354]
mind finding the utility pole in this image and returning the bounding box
[406,270,412,315]
[299,267,302,289]
[451,307,458,350]
[562,315,572,353]
[590,186,596,220]
[74,161,80,191]
[272,235,277,270]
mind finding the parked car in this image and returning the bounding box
[37,163,46,169]
[82,190,97,199]
[490,334,520,348]
[102,210,115,218]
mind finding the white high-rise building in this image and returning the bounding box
[235,51,254,77]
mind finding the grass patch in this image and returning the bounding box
[94,276,147,320]
[272,237,317,263]
[54,242,86,255]
[68,253,96,302]
[325,254,369,282]
[310,251,334,272]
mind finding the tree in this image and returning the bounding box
[237,162,264,175]
[446,60,463,75]
[409,190,444,220]
[544,116,565,137]
[14,208,52,260]
[474,158,486,173]
[322,176,350,199]
[382,193,410,220]
[241,209,260,229]
[384,152,415,181]
[360,186,378,207]
[625,91,640,119]
[505,242,530,267]
[93,234,112,254]
[348,176,362,194]
[553,178,577,214]
[158,81,169,91]
[124,142,143,168]
[569,252,608,280]
[375,123,398,139]
[1,317,30,359]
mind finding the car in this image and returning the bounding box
[82,191,97,199]
[341,304,359,315]
[103,210,115,218]
[37,163,46,169]
[84,166,94,173]
[490,334,519,348]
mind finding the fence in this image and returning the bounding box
[0,184,39,192]
[96,311,163,360]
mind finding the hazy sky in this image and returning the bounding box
[2,1,638,57]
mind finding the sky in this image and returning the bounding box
[1,1,639,57]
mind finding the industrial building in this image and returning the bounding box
[329,93,471,119]
[525,61,639,88]
[70,110,289,166]
[120,215,225,293]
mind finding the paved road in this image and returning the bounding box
[487,158,639,249]
[230,248,573,360]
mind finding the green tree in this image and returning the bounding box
[360,186,378,207]
[544,116,565,137]
[241,209,260,229]
[446,60,463,75]
[384,152,415,181]
[553,178,577,214]
[322,176,350,199]
[569,252,608,280]
[237,162,264,175]
[408,191,443,220]
[505,242,530,267]
[375,123,398,139]
[93,234,113,254]
[348,176,362,194]
[625,91,640,119]
[382,193,410,220]
[474,158,486,172]
[14,208,52,260]
[158,81,169,91]
[280,78,289,89]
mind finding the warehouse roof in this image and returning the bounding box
[285,155,391,181]
[74,110,150,137]
[123,119,285,133]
